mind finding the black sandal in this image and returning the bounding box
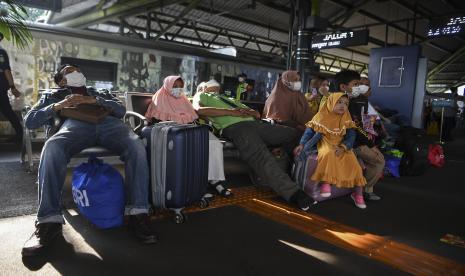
[209,181,233,197]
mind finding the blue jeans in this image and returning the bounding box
[36,116,150,224]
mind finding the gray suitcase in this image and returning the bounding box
[142,121,211,223]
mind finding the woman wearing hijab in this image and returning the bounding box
[145,76,231,197]
[305,75,331,116]
[294,93,367,209]
[262,70,313,132]
[196,81,206,94]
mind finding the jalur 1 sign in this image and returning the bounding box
[311,30,369,50]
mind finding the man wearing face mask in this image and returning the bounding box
[263,70,313,132]
[22,64,157,257]
[193,71,317,212]
[359,77,372,97]
[335,70,384,201]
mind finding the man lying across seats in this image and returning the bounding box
[192,79,316,211]
[22,64,157,257]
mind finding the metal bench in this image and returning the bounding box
[123,92,241,159]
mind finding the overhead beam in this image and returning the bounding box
[57,0,183,28]
[119,17,144,38]
[427,80,456,83]
[150,12,168,39]
[189,3,289,34]
[191,21,206,47]
[139,13,286,48]
[102,20,285,59]
[356,10,452,54]
[435,71,465,75]
[170,23,184,41]
[427,45,465,80]
[171,22,368,59]
[153,0,200,40]
[439,0,461,10]
[207,28,222,47]
[140,12,372,61]
[257,0,398,49]
[325,0,453,55]
[330,0,374,26]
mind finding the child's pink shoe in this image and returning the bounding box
[351,193,366,209]
[320,183,331,198]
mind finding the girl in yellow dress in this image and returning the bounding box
[294,93,367,209]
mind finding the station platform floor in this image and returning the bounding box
[0,131,464,275]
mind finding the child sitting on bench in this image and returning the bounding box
[294,93,367,209]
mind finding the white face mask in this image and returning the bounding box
[358,84,370,94]
[350,86,362,98]
[319,86,329,95]
[238,77,245,82]
[65,71,86,87]
[291,81,301,91]
[170,87,184,98]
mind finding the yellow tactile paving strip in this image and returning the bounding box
[150,186,275,220]
[239,198,465,276]
[151,186,465,275]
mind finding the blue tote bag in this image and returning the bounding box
[72,156,125,229]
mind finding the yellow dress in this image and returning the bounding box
[306,92,366,188]
[319,95,328,111]
[311,132,366,188]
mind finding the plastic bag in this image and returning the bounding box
[428,144,445,168]
[383,149,403,178]
[72,156,125,229]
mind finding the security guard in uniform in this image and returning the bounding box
[0,32,23,142]
[235,73,248,101]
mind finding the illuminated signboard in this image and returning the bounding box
[427,15,465,37]
[311,29,369,50]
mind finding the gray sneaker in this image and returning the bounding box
[365,193,381,201]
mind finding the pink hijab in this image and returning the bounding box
[145,76,198,124]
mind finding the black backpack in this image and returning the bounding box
[395,127,428,176]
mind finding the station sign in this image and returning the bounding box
[427,15,465,37]
[432,99,454,108]
[311,29,369,50]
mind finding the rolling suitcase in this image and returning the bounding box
[142,122,210,223]
[292,152,351,202]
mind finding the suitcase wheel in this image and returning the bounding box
[174,212,186,224]
[199,198,210,209]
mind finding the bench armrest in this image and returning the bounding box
[124,111,148,134]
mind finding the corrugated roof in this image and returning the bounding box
[44,0,465,92]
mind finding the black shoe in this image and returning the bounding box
[365,192,381,201]
[128,214,158,244]
[21,222,62,257]
[291,190,317,211]
[209,181,233,197]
